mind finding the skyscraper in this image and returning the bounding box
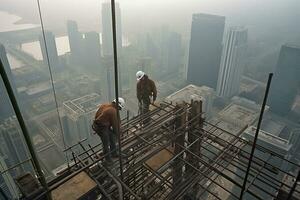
[268,44,300,115]
[0,44,15,122]
[167,32,182,74]
[101,2,122,56]
[62,93,101,147]
[67,20,83,63]
[0,156,19,199]
[39,31,59,69]
[0,117,31,171]
[187,13,225,89]
[82,31,101,67]
[217,27,248,98]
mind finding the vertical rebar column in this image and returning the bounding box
[0,59,50,199]
[172,102,186,188]
[186,100,202,174]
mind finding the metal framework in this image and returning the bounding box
[27,100,300,200]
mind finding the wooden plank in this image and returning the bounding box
[145,147,174,171]
[51,172,97,200]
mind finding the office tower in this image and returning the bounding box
[268,45,300,115]
[39,31,59,68]
[235,126,291,199]
[67,20,83,63]
[0,117,31,171]
[165,84,215,117]
[187,13,225,89]
[62,94,101,147]
[82,31,101,67]
[167,32,182,73]
[0,44,15,121]
[0,156,19,199]
[101,2,122,56]
[217,27,248,98]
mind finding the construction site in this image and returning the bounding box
[1,0,300,199]
[1,99,296,200]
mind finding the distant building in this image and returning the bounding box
[39,31,59,69]
[165,84,215,117]
[101,2,122,56]
[167,32,182,74]
[0,156,19,199]
[223,125,293,199]
[218,96,265,128]
[217,27,248,98]
[0,117,33,199]
[82,31,101,67]
[0,44,16,122]
[268,45,300,115]
[236,126,292,199]
[0,117,31,171]
[67,20,83,63]
[187,13,225,89]
[62,93,101,147]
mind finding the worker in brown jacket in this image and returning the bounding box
[136,71,157,123]
[92,98,125,163]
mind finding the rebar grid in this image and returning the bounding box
[43,101,300,200]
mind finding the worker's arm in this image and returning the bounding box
[152,80,157,102]
[136,82,142,102]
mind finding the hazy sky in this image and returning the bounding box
[0,0,300,42]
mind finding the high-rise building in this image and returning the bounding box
[165,84,215,117]
[67,20,83,63]
[82,31,101,67]
[167,32,182,74]
[187,13,225,89]
[217,27,248,98]
[0,156,19,199]
[101,2,122,56]
[39,31,59,69]
[0,44,15,122]
[62,93,101,147]
[268,45,300,115]
[0,117,31,171]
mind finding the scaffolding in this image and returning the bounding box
[22,100,299,200]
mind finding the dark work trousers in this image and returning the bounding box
[140,97,151,124]
[97,126,117,161]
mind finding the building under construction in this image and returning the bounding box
[0,99,296,200]
[1,1,300,200]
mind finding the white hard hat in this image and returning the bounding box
[113,97,125,109]
[136,71,145,81]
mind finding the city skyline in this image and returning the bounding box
[0,1,299,198]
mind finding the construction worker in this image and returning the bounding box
[136,71,157,123]
[92,97,125,164]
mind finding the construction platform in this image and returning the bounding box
[26,101,300,200]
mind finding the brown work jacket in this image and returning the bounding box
[136,75,157,103]
[94,103,120,133]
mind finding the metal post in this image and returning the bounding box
[110,0,124,184]
[0,60,50,199]
[239,73,273,200]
